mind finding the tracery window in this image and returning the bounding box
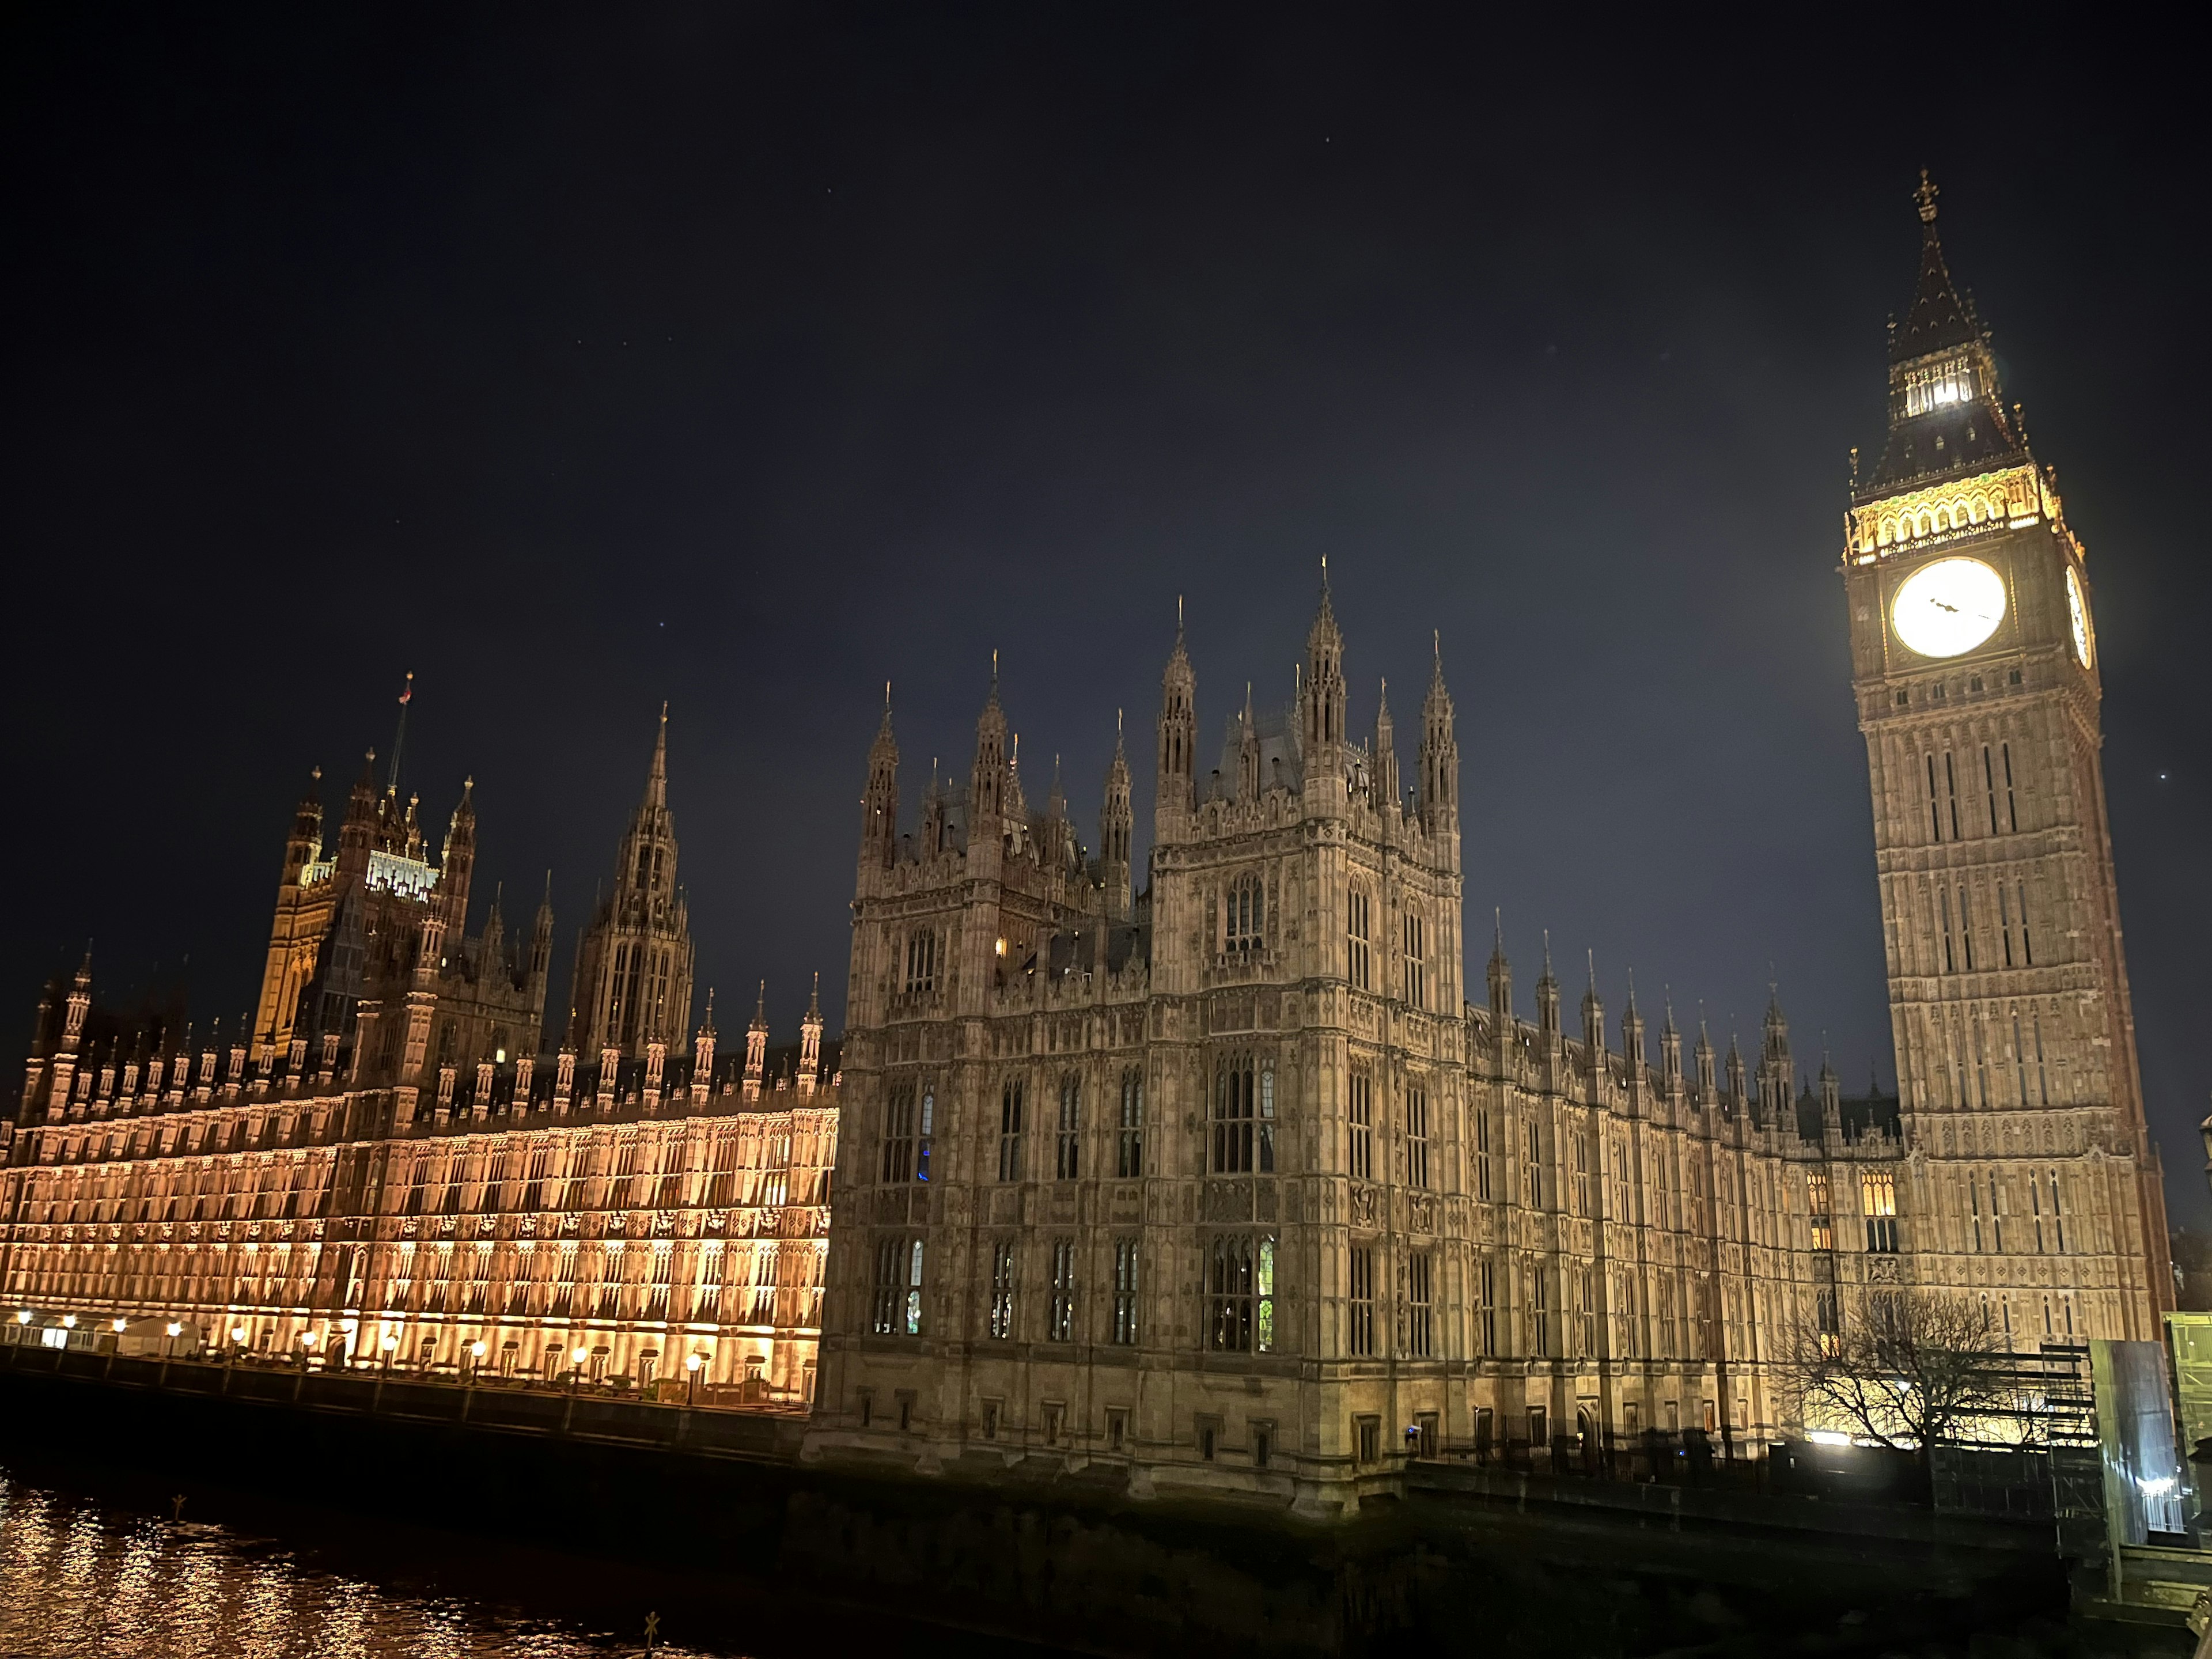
[1406,1086,1429,1190]
[1861,1171,1898,1253]
[1207,1233,1275,1353]
[1347,1244,1376,1356]
[1112,1239,1139,1344]
[1116,1068,1143,1178]
[1056,1074,1081,1181]
[1347,885,1372,990]
[1226,874,1264,954]
[1213,1052,1256,1174]
[988,1241,1017,1340]
[1407,1251,1434,1358]
[998,1078,1024,1183]
[1347,1069,1372,1181]
[1402,912,1426,1009]
[903,929,938,995]
[1048,1238,1076,1342]
[872,1236,923,1335]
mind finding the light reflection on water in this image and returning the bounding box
[0,1474,730,1658]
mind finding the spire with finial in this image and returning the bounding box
[861,682,900,869]
[1157,599,1197,828]
[1418,632,1456,830]
[1535,929,1560,1034]
[744,980,768,1100]
[797,972,824,1097]
[971,658,1009,824]
[1372,677,1399,809]
[1301,557,1345,752]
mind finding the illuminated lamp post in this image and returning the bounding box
[300,1328,318,1369]
[469,1339,487,1383]
[685,1351,703,1406]
[164,1320,183,1359]
[570,1344,589,1392]
[380,1330,399,1374]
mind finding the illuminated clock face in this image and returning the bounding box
[2065,565,2092,666]
[1892,556,2006,658]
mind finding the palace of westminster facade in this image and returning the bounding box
[3,180,2172,1509]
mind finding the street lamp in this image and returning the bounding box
[111,1318,126,1335]
[570,1344,588,1391]
[685,1351,703,1406]
[61,1315,77,1330]
[380,1331,399,1374]
[300,1328,318,1369]
[165,1320,182,1359]
[469,1339,487,1383]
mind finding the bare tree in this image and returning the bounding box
[1779,1288,2017,1459]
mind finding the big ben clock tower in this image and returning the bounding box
[1844,173,2169,1339]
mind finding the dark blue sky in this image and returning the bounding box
[6,12,2206,1218]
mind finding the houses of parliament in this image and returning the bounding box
[3,179,2172,1513]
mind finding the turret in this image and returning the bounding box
[1156,602,1196,838]
[860,687,900,875]
[283,768,324,884]
[1535,933,1560,1036]
[528,872,555,991]
[1418,635,1457,835]
[1695,1017,1717,1094]
[1298,562,1346,756]
[797,974,823,1099]
[337,749,378,874]
[693,989,717,1099]
[745,981,768,1101]
[1580,952,1605,1059]
[441,777,477,932]
[1100,714,1133,918]
[1486,914,1512,1024]
[1622,974,1646,1073]
[1372,680,1399,813]
[1659,994,1682,1086]
[970,663,1008,828]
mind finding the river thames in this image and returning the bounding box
[0,1464,1032,1659]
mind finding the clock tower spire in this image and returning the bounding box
[1844,175,2169,1338]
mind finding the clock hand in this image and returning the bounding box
[1932,600,1959,613]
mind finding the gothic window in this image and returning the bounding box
[1406,1087,1429,1190]
[2029,1171,2046,1253]
[988,1241,1016,1339]
[1807,1175,1832,1251]
[880,1079,916,1184]
[1226,874,1264,955]
[2012,1011,2030,1105]
[1475,1257,1496,1357]
[1347,1245,1376,1357]
[1347,886,1372,991]
[998,1079,1024,1182]
[1945,752,1961,840]
[1207,1233,1275,1353]
[1116,1068,1143,1178]
[1924,753,1942,843]
[1529,1262,1550,1359]
[1576,1266,1597,1357]
[1407,1251,1434,1358]
[1816,1290,1839,1356]
[1056,1074,1081,1180]
[903,929,938,995]
[1960,886,1976,971]
[2018,882,2033,965]
[1048,1239,1076,1342]
[1999,885,2016,967]
[1983,745,1999,835]
[916,1084,933,1183]
[2003,743,2018,831]
[2049,1171,2066,1252]
[1213,1053,1255,1174]
[1571,1130,1589,1217]
[1347,1069,1372,1181]
[1862,1172,1898,1253]
[1472,1107,1493,1200]
[1523,1118,1542,1209]
[1112,1238,1139,1345]
[1939,886,1956,973]
[1402,913,1427,1009]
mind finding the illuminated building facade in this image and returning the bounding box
[812,181,2168,1511]
[5,710,836,1400]
[1840,173,2170,1336]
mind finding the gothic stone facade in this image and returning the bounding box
[812,185,2168,1513]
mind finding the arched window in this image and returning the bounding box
[1213,1052,1255,1173]
[1055,1073,1081,1180]
[1116,1068,1143,1178]
[1226,874,1264,954]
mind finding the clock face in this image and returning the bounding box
[1892,556,2006,658]
[2065,565,2093,666]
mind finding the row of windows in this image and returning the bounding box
[1934,877,2035,974]
[1805,1171,1898,1253]
[1921,743,2020,844]
[1345,887,1430,1007]
[1964,1168,2070,1255]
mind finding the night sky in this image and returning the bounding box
[6,15,2206,1217]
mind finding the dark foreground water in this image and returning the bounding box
[0,1469,725,1658]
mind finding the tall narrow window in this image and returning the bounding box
[903,929,938,995]
[1969,1176,1983,1252]
[916,1085,934,1183]
[1048,1239,1075,1341]
[1577,1266,1597,1357]
[2013,1012,2029,1107]
[2029,1176,2045,1254]
[1983,745,1999,835]
[1213,1053,1255,1173]
[2033,1010,2049,1104]
[1474,1108,1493,1200]
[1572,1132,1590,1217]
[1861,1172,1898,1253]
[1807,1175,1832,1252]
[1347,887,1372,991]
[997,1080,1024,1183]
[1259,1063,1276,1174]
[1112,1239,1139,1344]
[1406,1087,1429,1190]
[1524,1119,1542,1208]
[1408,1251,1434,1358]
[1347,1070,1373,1181]
[1530,1263,1550,1359]
[1945,751,1961,840]
[1989,1175,2003,1253]
[2050,1172,2066,1253]
[2003,743,2017,831]
[1347,1244,1376,1356]
[2018,882,2033,964]
[988,1241,1016,1339]
[1207,1234,1273,1352]
[1055,1073,1081,1180]
[1116,1068,1143,1178]
[1973,1009,1988,1107]
[880,1080,915,1184]
[1960,886,1975,971]
[1403,913,1427,1009]
[1926,753,1942,842]
[1475,1257,1496,1357]
[1940,886,1956,972]
[1999,885,2015,967]
[1226,874,1264,954]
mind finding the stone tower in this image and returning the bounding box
[1842,173,2169,1338]
[569,706,696,1060]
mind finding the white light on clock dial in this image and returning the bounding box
[1892,557,2005,658]
[2065,565,2092,666]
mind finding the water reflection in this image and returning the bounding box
[0,1472,725,1658]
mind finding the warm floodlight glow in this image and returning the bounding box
[300,1330,317,1346]
[166,1322,182,1337]
[685,1353,704,1372]
[471,1340,487,1358]
[380,1332,399,1351]
[2066,565,2092,666]
[1806,1430,1852,1446]
[572,1345,590,1363]
[14,1310,29,1325]
[230,1327,246,1342]
[1892,556,2005,657]
[61,1315,77,1330]
[112,1319,126,1333]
